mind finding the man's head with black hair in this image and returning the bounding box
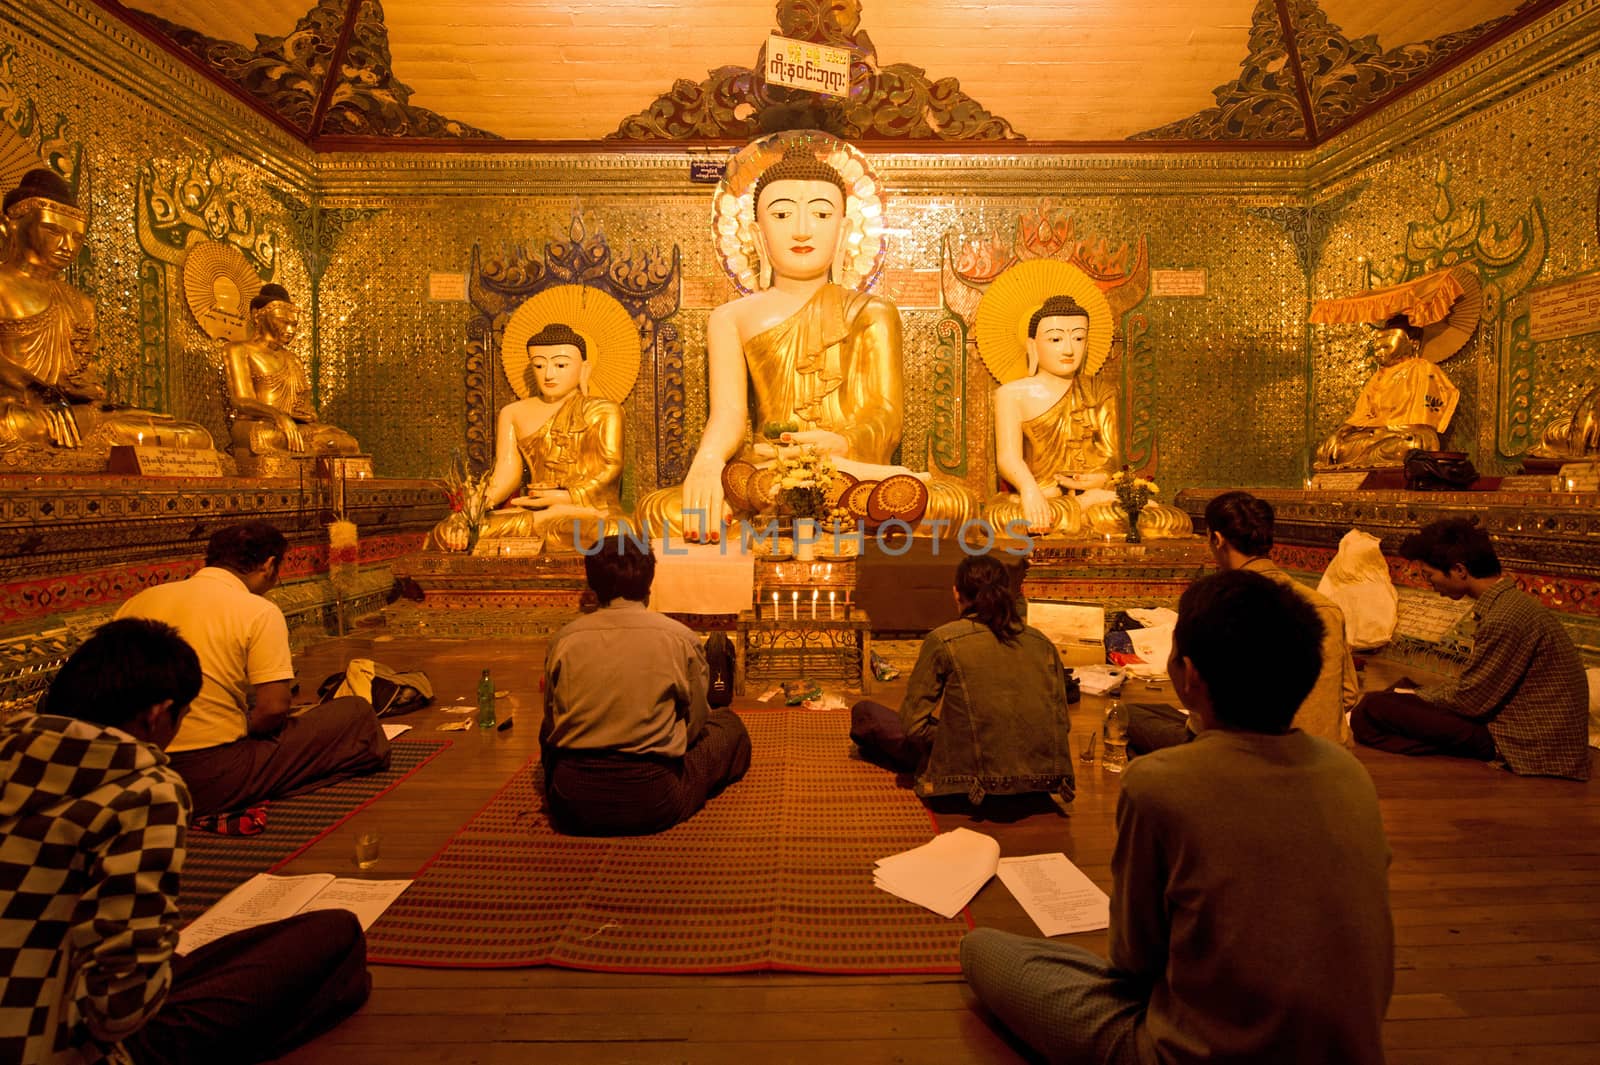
[42,618,201,748]
[583,534,656,606]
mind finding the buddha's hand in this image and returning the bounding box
[278,414,307,452]
[1059,472,1108,492]
[437,512,470,552]
[511,488,571,509]
[1019,486,1055,533]
[43,404,81,448]
[782,429,848,457]
[682,457,729,543]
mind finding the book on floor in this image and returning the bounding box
[177,873,411,955]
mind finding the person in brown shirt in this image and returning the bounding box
[1129,490,1359,755]
[962,570,1394,1065]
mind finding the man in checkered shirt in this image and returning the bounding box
[1,620,370,1064]
[1352,518,1591,781]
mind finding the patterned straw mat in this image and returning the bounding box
[365,709,969,973]
[180,738,450,922]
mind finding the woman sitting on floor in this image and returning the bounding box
[850,554,1076,803]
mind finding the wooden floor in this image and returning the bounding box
[269,633,1600,1065]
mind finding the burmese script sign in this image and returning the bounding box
[1529,270,1600,342]
[1151,269,1207,298]
[107,445,224,477]
[428,273,468,302]
[765,35,851,99]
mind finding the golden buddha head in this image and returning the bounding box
[1026,295,1092,378]
[2,168,88,276]
[1371,314,1422,366]
[249,284,299,348]
[525,322,588,401]
[752,150,848,286]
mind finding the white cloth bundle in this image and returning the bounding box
[1318,529,1399,651]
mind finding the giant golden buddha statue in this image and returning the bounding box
[1310,265,1479,470]
[432,286,638,553]
[0,168,213,469]
[224,283,361,467]
[636,132,975,541]
[976,264,1189,540]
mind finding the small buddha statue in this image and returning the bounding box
[224,283,361,463]
[0,168,213,467]
[984,294,1189,540]
[1528,383,1600,461]
[1314,314,1459,469]
[636,139,975,540]
[432,322,630,553]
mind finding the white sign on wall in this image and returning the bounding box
[765,35,851,99]
[428,273,468,302]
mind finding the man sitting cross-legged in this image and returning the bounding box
[115,520,390,814]
[0,619,370,1065]
[541,534,752,835]
[1128,490,1359,755]
[1351,517,1590,780]
[962,570,1394,1065]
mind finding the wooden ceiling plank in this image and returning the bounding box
[308,0,365,140]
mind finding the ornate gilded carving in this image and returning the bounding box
[137,148,277,275]
[1246,184,1366,278]
[0,41,80,185]
[609,0,1019,142]
[928,315,966,476]
[465,210,682,480]
[133,0,495,140]
[1131,0,1308,142]
[1133,0,1537,143]
[1500,307,1537,456]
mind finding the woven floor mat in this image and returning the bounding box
[365,709,967,973]
[179,738,450,922]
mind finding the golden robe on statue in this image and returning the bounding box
[639,283,975,533]
[443,392,630,552]
[1316,357,1459,469]
[985,376,1189,540]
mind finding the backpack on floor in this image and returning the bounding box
[318,658,434,717]
[705,632,734,708]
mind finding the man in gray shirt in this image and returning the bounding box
[541,534,751,835]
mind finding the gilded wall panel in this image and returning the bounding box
[1312,52,1600,473]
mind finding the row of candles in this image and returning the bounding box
[767,588,843,620]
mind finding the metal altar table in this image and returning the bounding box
[735,607,872,695]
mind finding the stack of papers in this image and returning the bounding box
[874,828,1000,918]
[995,854,1110,936]
[1074,664,1125,695]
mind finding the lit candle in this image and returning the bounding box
[829,589,836,619]
[811,588,818,619]
[136,432,144,446]
[771,591,779,618]
[791,590,799,620]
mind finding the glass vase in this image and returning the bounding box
[1124,508,1143,544]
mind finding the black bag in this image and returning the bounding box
[705,633,735,708]
[1403,449,1479,491]
[318,658,434,717]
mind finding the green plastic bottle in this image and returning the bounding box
[477,668,496,730]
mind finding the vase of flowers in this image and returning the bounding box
[1111,465,1160,544]
[768,445,838,560]
[439,451,492,553]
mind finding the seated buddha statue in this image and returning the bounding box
[224,283,361,464]
[432,323,630,553]
[0,168,213,468]
[985,294,1190,540]
[1314,314,1459,469]
[1528,383,1600,461]
[635,141,975,542]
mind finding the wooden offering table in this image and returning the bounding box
[735,606,873,694]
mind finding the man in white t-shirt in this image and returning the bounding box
[116,520,390,813]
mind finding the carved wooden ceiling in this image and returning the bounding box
[96,0,1559,148]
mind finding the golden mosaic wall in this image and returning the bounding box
[1312,49,1600,474]
[7,0,1597,503]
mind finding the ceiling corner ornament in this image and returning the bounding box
[132,0,497,140]
[181,240,260,341]
[608,0,1020,142]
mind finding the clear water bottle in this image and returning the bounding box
[477,668,497,730]
[1102,701,1129,773]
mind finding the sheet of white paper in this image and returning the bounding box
[996,854,1110,936]
[1027,602,1106,643]
[874,828,1000,918]
[1074,665,1124,695]
[296,878,412,930]
[381,723,413,739]
[178,873,334,955]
